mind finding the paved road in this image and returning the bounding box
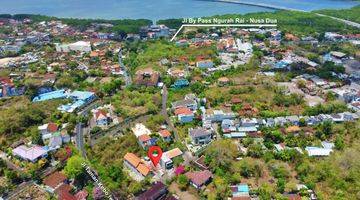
[118,49,132,86]
[314,13,360,29]
[75,123,87,158]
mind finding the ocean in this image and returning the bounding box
[0,0,358,20]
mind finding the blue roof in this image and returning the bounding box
[33,89,66,102]
[70,91,95,100]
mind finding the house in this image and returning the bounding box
[12,145,48,162]
[32,89,67,102]
[286,115,300,125]
[205,109,236,122]
[93,109,110,126]
[136,182,168,200]
[134,68,160,87]
[266,118,275,127]
[58,90,96,113]
[285,126,301,134]
[160,148,183,170]
[237,126,257,133]
[38,122,58,140]
[230,184,250,198]
[138,134,156,149]
[171,98,197,111]
[132,123,152,137]
[305,147,333,157]
[241,118,258,127]
[43,172,68,192]
[189,127,213,145]
[185,170,213,189]
[274,117,287,126]
[196,60,214,69]
[175,107,194,123]
[221,119,237,133]
[132,123,155,149]
[123,153,151,180]
[158,129,172,142]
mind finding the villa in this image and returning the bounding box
[12,145,48,162]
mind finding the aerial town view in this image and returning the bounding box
[0,0,359,200]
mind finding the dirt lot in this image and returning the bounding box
[169,182,199,200]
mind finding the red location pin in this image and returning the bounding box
[148,146,163,167]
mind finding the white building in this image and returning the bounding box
[55,41,91,53]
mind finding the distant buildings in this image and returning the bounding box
[55,41,92,53]
[196,60,214,69]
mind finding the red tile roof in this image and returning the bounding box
[47,122,58,133]
[43,171,67,189]
[138,134,151,142]
[159,130,171,138]
[175,107,193,115]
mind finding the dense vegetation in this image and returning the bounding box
[158,8,359,35]
[316,5,360,23]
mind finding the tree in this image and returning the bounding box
[177,174,188,190]
[64,155,86,178]
[204,139,238,170]
[335,135,345,150]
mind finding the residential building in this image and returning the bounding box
[136,182,168,200]
[160,148,183,170]
[305,146,333,157]
[185,170,213,189]
[38,122,58,140]
[204,109,236,122]
[12,145,48,162]
[171,99,197,111]
[158,129,172,142]
[43,172,68,193]
[134,68,160,87]
[175,107,194,123]
[123,153,151,180]
[189,127,213,145]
